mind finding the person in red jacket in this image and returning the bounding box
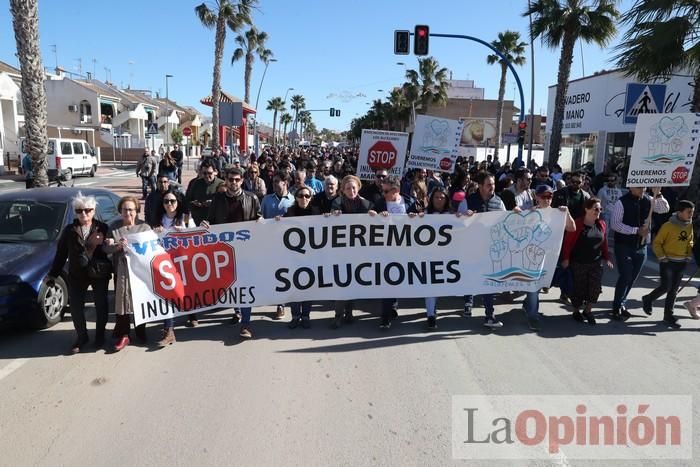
[561,197,614,325]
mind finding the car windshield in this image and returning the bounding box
[0,200,66,243]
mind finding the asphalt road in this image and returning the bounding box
[1,263,700,466]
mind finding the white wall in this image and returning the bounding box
[45,79,98,129]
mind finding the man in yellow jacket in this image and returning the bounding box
[642,200,695,328]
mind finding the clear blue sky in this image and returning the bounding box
[0,0,635,132]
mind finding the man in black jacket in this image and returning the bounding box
[204,167,261,339]
[170,144,184,183]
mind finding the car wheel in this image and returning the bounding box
[35,275,68,329]
[89,165,96,177]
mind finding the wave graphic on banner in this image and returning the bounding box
[485,210,550,284]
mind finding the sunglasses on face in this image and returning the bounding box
[296,193,312,199]
[75,208,94,214]
[163,199,177,205]
[121,208,136,213]
[227,177,242,183]
[376,174,387,179]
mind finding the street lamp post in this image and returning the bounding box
[253,58,278,157]
[165,74,173,148]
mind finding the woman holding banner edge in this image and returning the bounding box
[329,175,373,329]
[276,186,321,329]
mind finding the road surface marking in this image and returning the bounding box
[0,358,28,382]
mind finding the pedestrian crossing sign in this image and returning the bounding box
[146,122,159,134]
[624,83,666,124]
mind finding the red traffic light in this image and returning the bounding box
[414,25,430,56]
[518,122,527,130]
[417,27,427,37]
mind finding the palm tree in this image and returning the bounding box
[279,113,292,144]
[231,26,273,104]
[266,97,285,145]
[298,111,312,141]
[524,0,619,166]
[10,0,48,187]
[290,94,305,134]
[487,31,527,159]
[404,57,450,115]
[195,0,254,151]
[387,88,412,131]
[614,0,700,202]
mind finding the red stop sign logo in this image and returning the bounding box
[672,166,688,184]
[182,127,192,137]
[439,158,453,171]
[151,238,236,310]
[368,141,398,170]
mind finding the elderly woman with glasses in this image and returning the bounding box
[103,196,153,351]
[47,192,111,353]
[276,186,321,329]
[561,197,613,325]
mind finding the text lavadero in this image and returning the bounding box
[126,210,566,325]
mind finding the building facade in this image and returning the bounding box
[546,69,696,174]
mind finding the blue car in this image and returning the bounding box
[0,187,122,328]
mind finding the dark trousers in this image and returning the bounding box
[380,298,398,321]
[334,300,354,318]
[646,261,687,317]
[141,175,155,198]
[569,261,604,308]
[290,302,311,318]
[613,242,647,311]
[68,279,109,340]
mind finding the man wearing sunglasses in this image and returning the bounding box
[552,172,590,219]
[204,167,262,338]
[185,159,224,226]
[359,169,388,207]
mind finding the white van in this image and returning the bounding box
[21,138,98,180]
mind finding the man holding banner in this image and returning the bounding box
[204,167,262,339]
[458,171,507,328]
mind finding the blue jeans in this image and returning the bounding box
[464,294,494,319]
[290,302,311,318]
[240,307,252,326]
[523,291,540,321]
[613,242,647,311]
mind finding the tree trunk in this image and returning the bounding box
[271,110,278,145]
[10,0,48,187]
[548,31,576,167]
[283,121,288,144]
[493,62,507,159]
[210,12,227,151]
[244,53,253,104]
[682,71,700,206]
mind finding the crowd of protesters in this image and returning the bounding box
[46,144,700,354]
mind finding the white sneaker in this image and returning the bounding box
[484,318,504,328]
[684,302,700,320]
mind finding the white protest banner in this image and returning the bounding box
[627,113,700,187]
[356,129,409,180]
[407,115,465,173]
[126,209,566,325]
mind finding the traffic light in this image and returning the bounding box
[335,109,341,117]
[330,107,335,117]
[394,30,410,55]
[414,25,429,56]
[517,121,527,145]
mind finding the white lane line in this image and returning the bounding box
[0,358,28,382]
[75,181,96,186]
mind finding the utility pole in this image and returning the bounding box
[165,74,173,148]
